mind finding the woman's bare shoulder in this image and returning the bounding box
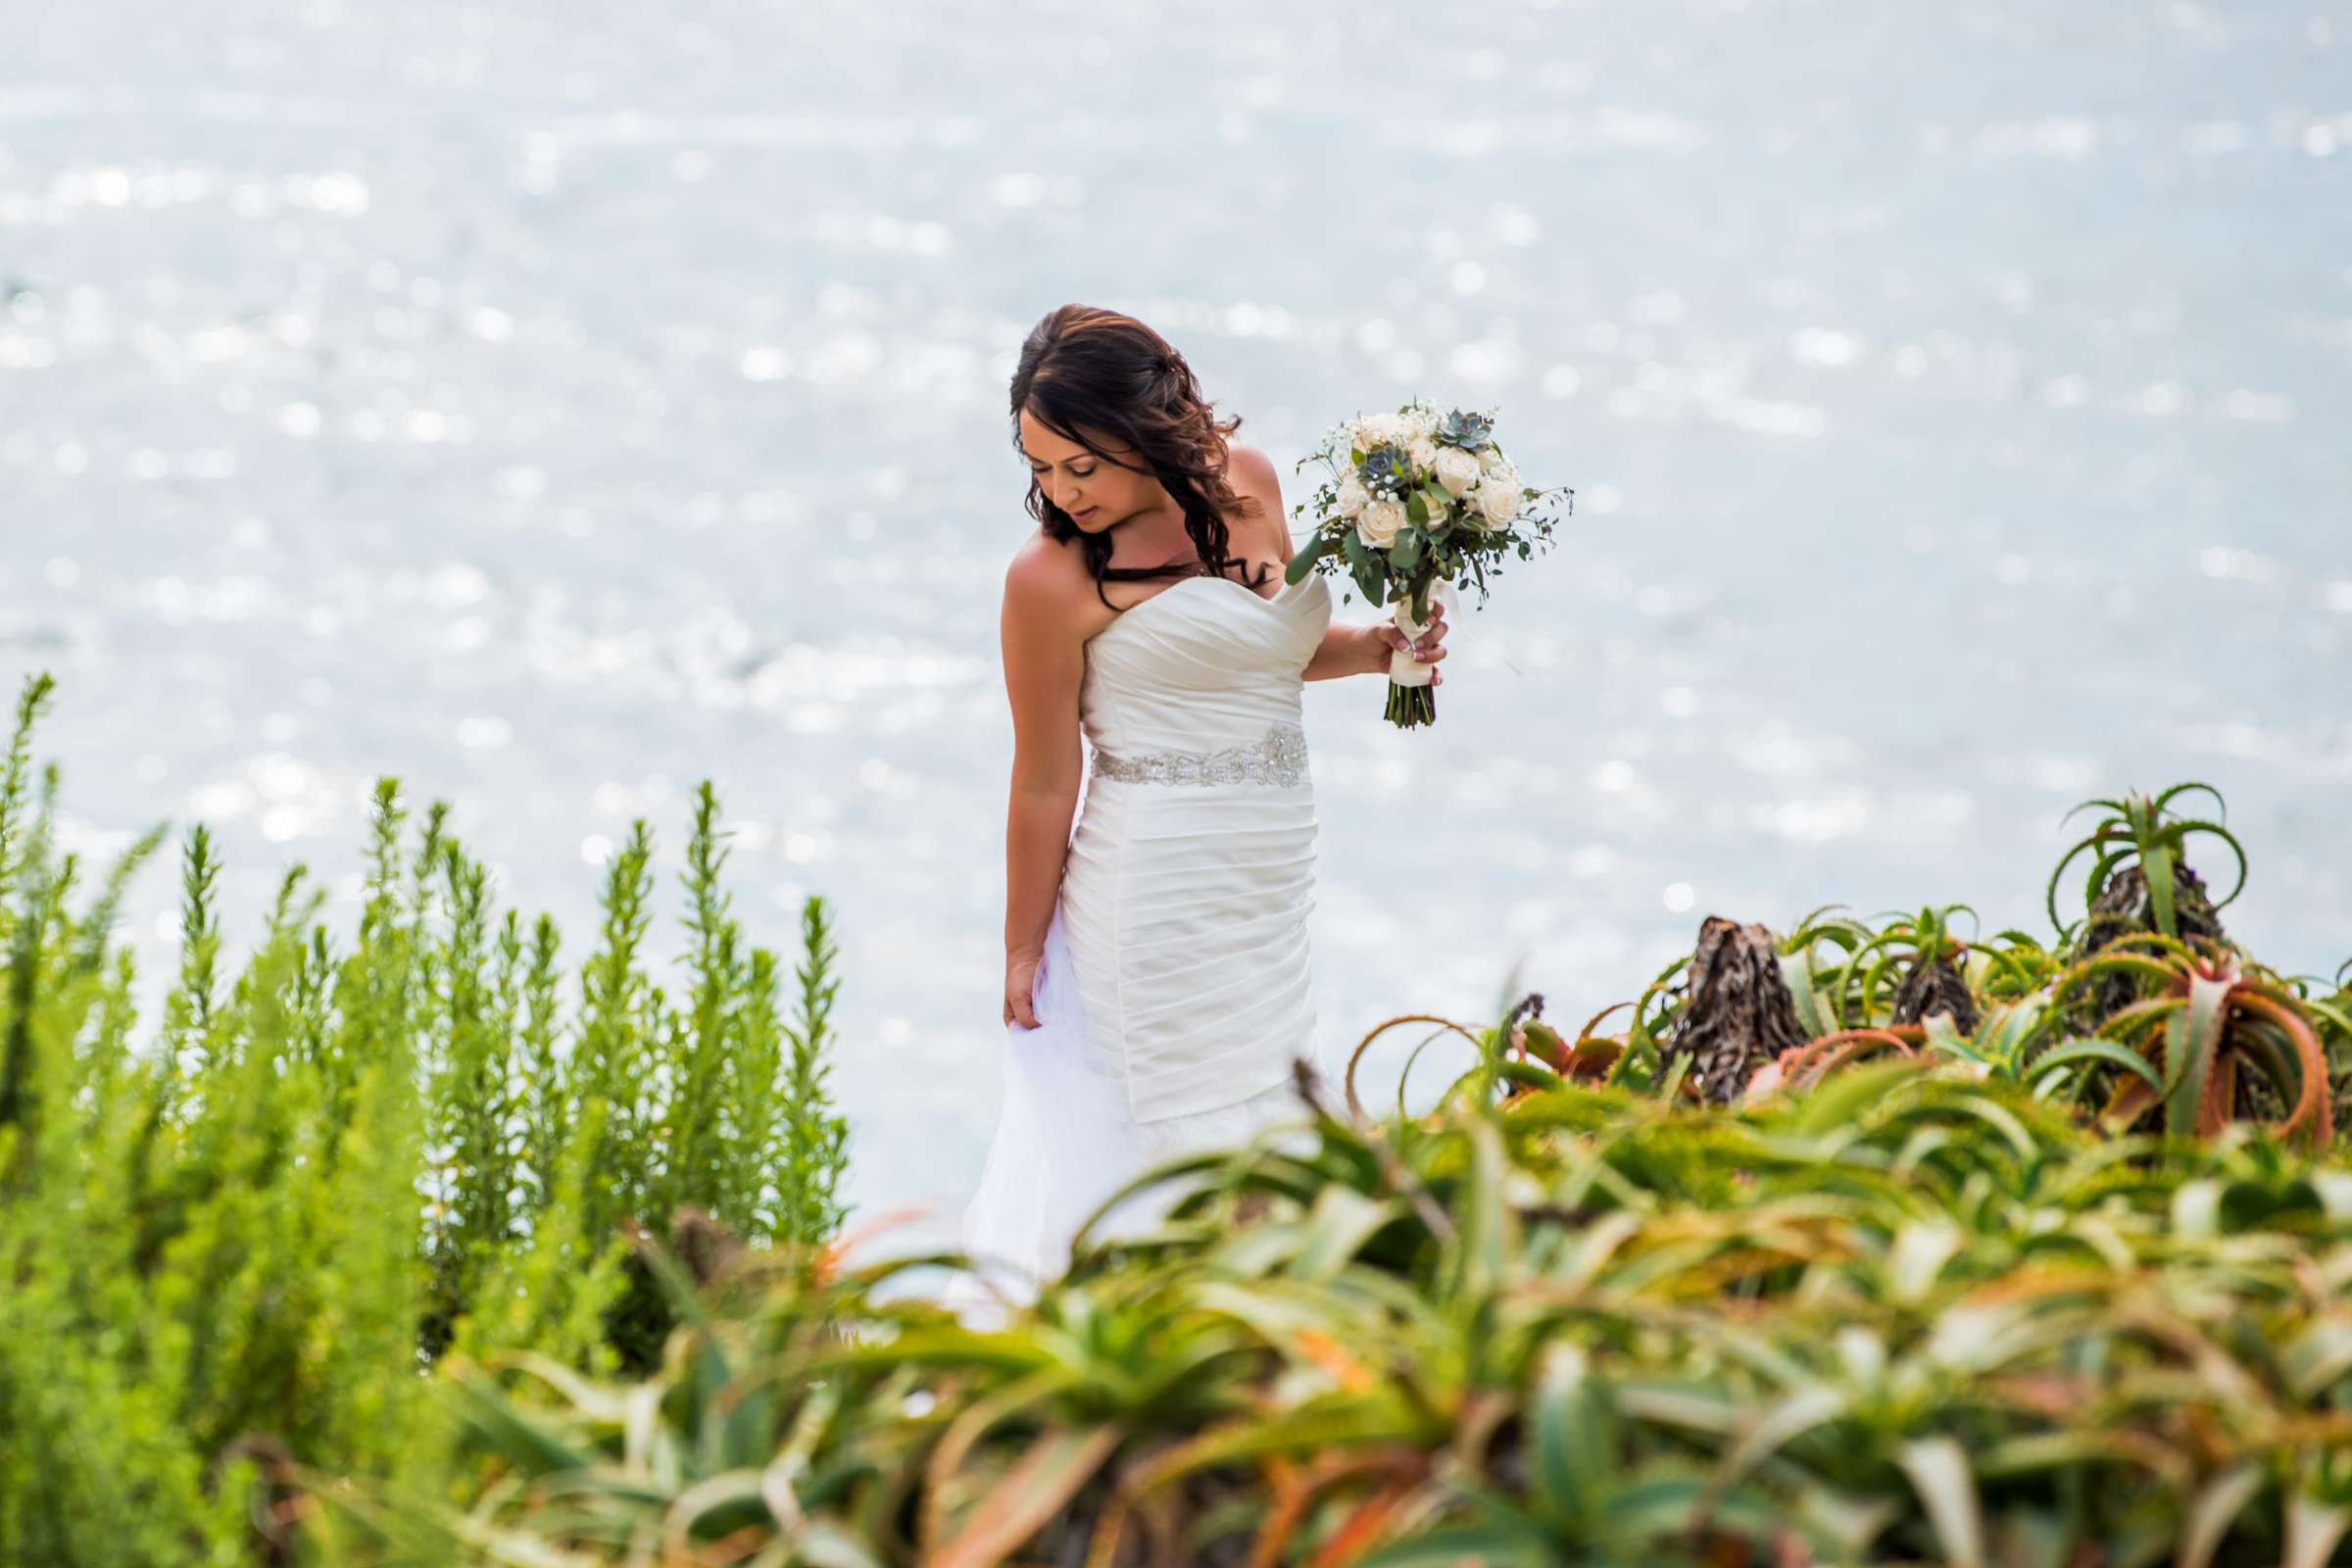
[1004,530,1096,619]
[1222,439,1281,493]
[1219,440,1294,563]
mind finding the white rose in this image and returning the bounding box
[1356,412,1410,449]
[1478,445,1507,474]
[1406,436,1440,472]
[1405,405,1439,440]
[1335,471,1369,518]
[1473,467,1522,528]
[1355,497,1406,549]
[1433,447,1483,499]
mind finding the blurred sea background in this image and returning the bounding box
[5,0,2348,1252]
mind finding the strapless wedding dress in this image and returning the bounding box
[944,563,1335,1326]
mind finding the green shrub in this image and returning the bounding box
[0,670,854,1566]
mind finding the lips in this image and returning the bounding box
[1070,507,1098,521]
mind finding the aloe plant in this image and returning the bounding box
[370,1052,2352,1567]
[2048,785,2245,1034]
[2046,935,2334,1149]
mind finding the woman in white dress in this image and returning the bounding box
[942,304,1449,1325]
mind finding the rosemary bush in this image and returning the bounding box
[0,670,853,1566]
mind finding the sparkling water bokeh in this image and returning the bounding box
[5,0,2349,1252]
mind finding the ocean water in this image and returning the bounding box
[4,0,2348,1255]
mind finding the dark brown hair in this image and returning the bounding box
[1010,304,1268,612]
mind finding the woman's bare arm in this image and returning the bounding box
[1302,621,1386,682]
[1000,543,1088,972]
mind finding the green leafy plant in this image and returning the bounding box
[389,1053,2352,1567]
[0,669,857,1564]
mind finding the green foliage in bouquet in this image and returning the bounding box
[0,670,854,1566]
[1287,400,1574,728]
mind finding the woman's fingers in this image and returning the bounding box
[1381,624,1447,656]
[1005,972,1039,1029]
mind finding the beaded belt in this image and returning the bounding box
[1090,721,1310,787]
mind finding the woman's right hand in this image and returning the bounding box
[1004,951,1043,1029]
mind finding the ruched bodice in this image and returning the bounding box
[1079,570,1329,759]
[1056,564,1334,1122]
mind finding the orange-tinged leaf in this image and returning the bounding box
[934,1425,1123,1568]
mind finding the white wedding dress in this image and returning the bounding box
[942,562,1335,1327]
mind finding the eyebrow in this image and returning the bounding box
[1022,451,1097,468]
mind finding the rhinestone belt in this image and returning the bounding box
[1090,721,1310,787]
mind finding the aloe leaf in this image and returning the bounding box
[2284,1318,2352,1401]
[931,1424,1122,1568]
[2180,1462,2265,1568]
[2045,834,2100,934]
[1921,1011,1974,1062]
[2171,1178,2223,1239]
[2166,815,2250,908]
[2152,779,2226,819]
[1987,992,2052,1059]
[1531,1343,1616,1527]
[1290,1184,1399,1281]
[1887,1221,1964,1304]
[2165,972,2230,1135]
[2144,840,2179,940]
[1443,1114,1513,1306]
[2285,1494,2352,1568]
[1611,1376,1739,1435]
[1708,1383,1846,1501]
[1655,1052,1690,1103]
[2057,797,2132,832]
[444,1372,604,1476]
[2084,847,2132,932]
[1355,1527,1554,1566]
[2024,1039,2161,1095]
[2302,996,2352,1046]
[1603,1467,1794,1553]
[1143,1388,1427,1480]
[1896,1436,1985,1568]
[1776,948,1839,1038]
[1946,1093,2036,1161]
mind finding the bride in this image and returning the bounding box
[942,304,1448,1325]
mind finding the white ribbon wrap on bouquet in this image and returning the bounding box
[1388,577,1461,687]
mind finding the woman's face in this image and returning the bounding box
[1018,407,1160,534]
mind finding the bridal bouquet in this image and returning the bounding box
[1285,401,1573,727]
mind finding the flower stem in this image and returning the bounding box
[1385,681,1437,728]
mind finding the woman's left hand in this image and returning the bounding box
[1369,605,1446,684]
